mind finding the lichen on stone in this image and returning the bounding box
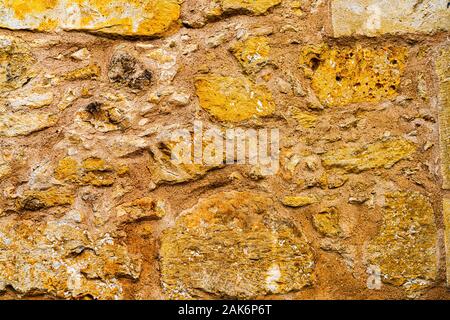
[160,191,315,299]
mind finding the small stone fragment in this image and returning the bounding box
[220,0,282,15]
[116,197,166,224]
[282,195,317,208]
[65,64,101,81]
[292,109,318,128]
[312,207,341,237]
[108,51,152,90]
[230,36,270,74]
[71,48,91,61]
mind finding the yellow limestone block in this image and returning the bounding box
[220,0,282,15]
[160,191,315,299]
[282,195,317,208]
[436,47,450,189]
[367,192,437,296]
[444,198,450,287]
[195,75,276,122]
[322,138,416,173]
[299,44,407,106]
[0,216,140,299]
[17,187,74,211]
[0,0,181,37]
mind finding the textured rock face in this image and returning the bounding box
[299,44,407,107]
[0,0,181,37]
[0,0,449,301]
[367,193,437,296]
[195,75,275,122]
[0,215,140,299]
[437,47,450,189]
[230,36,270,74]
[322,138,416,173]
[0,35,36,94]
[160,192,315,299]
[220,0,282,15]
[331,0,450,37]
[444,198,450,287]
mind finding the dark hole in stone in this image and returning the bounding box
[85,102,102,114]
[310,57,320,71]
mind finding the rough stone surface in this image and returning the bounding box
[0,35,36,94]
[444,198,450,287]
[0,215,140,299]
[195,75,275,122]
[437,47,450,189]
[322,138,416,173]
[331,0,450,37]
[299,44,407,107]
[230,36,270,74]
[160,191,315,299]
[0,0,449,301]
[0,0,181,37]
[220,0,282,15]
[367,192,437,296]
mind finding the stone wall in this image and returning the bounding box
[0,0,449,300]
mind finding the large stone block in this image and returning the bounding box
[437,47,450,189]
[160,191,315,299]
[331,0,450,37]
[322,138,416,173]
[367,192,437,297]
[0,216,141,299]
[299,44,407,107]
[195,75,275,122]
[444,198,450,287]
[0,0,180,37]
